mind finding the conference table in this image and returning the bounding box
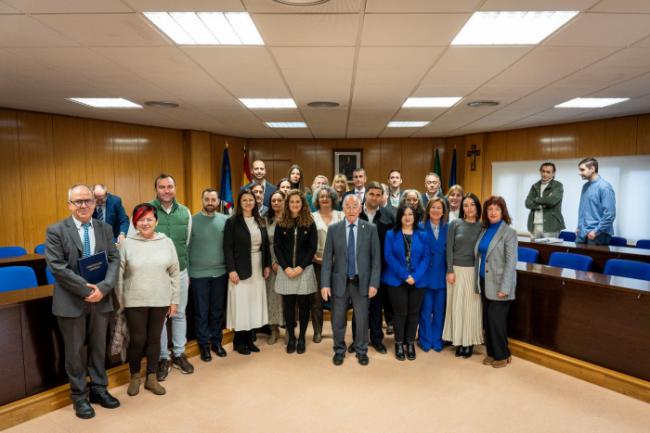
[0,254,48,285]
[518,237,650,272]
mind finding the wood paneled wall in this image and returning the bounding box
[0,109,185,252]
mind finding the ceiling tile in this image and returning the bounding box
[124,0,244,11]
[4,0,133,13]
[361,13,469,46]
[545,13,650,47]
[0,15,78,47]
[480,0,599,10]
[243,0,361,13]
[254,14,359,46]
[365,0,481,13]
[0,1,19,13]
[589,0,650,13]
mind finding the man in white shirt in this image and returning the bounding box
[387,169,403,209]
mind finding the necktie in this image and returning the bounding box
[96,205,104,222]
[82,223,91,258]
[347,223,356,277]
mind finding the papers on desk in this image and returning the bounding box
[533,237,564,244]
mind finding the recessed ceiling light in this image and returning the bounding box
[452,11,578,45]
[67,98,142,108]
[554,97,629,108]
[240,98,297,109]
[467,100,500,107]
[266,122,307,128]
[143,12,263,45]
[403,97,462,108]
[387,121,430,128]
[145,101,179,108]
[307,101,340,108]
[273,0,331,5]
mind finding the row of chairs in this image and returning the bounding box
[558,231,650,248]
[0,244,46,259]
[518,247,650,281]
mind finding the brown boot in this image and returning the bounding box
[268,325,279,345]
[127,373,140,396]
[144,373,166,395]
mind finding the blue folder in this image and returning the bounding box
[78,251,108,284]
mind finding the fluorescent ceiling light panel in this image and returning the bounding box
[265,122,307,128]
[554,97,629,108]
[143,12,264,45]
[67,98,142,108]
[240,98,297,109]
[452,11,578,45]
[387,121,430,128]
[403,97,462,108]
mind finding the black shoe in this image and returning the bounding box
[386,324,394,335]
[73,399,95,419]
[347,345,355,353]
[286,338,296,354]
[199,344,212,362]
[211,343,227,358]
[89,390,120,409]
[251,330,257,341]
[462,345,474,359]
[332,353,345,366]
[296,338,306,354]
[406,343,416,361]
[172,354,194,374]
[455,346,463,357]
[236,344,251,355]
[157,359,170,382]
[371,341,387,354]
[248,341,260,353]
[356,353,369,366]
[394,343,405,361]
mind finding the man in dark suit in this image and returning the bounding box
[45,184,120,419]
[240,159,276,207]
[92,184,129,243]
[421,172,444,208]
[321,194,381,366]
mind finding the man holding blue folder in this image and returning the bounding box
[45,184,120,419]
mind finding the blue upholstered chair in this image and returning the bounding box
[518,247,539,264]
[603,259,650,281]
[0,266,38,292]
[45,267,56,285]
[548,252,593,272]
[636,239,650,249]
[558,231,576,242]
[0,246,27,259]
[34,243,46,255]
[609,237,627,247]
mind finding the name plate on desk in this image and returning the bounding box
[78,251,108,284]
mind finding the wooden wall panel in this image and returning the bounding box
[185,131,213,213]
[160,128,186,205]
[113,123,142,215]
[0,109,25,248]
[445,135,465,192]
[526,126,553,161]
[638,114,650,155]
[17,112,57,251]
[52,116,87,221]
[315,139,334,182]
[85,119,115,193]
[604,116,637,156]
[463,134,485,199]
[550,123,578,158]
[295,140,317,187]
[379,140,401,184]
[400,138,431,190]
[576,119,606,156]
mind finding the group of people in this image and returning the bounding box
[44,155,617,419]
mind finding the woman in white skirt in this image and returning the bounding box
[274,190,318,354]
[224,189,271,355]
[442,193,483,358]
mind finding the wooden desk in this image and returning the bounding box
[518,237,650,272]
[0,254,48,286]
[511,262,650,381]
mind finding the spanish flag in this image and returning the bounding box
[241,146,252,188]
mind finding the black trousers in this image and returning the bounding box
[282,294,310,339]
[57,305,110,401]
[191,275,227,346]
[480,278,513,361]
[125,306,167,374]
[387,283,425,344]
[311,264,323,335]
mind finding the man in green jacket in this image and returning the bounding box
[525,162,565,238]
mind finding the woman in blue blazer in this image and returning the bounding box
[383,203,429,361]
[418,197,448,352]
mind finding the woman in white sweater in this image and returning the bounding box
[117,203,180,397]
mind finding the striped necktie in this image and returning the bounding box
[82,223,91,258]
[96,205,104,222]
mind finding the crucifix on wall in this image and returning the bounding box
[466,144,481,171]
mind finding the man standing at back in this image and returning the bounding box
[150,173,194,379]
[524,162,565,238]
[422,173,444,208]
[241,159,276,208]
[45,184,120,419]
[92,184,129,244]
[189,188,229,362]
[386,170,403,209]
[321,194,381,366]
[576,157,616,245]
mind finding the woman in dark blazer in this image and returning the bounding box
[224,189,272,355]
[475,196,517,368]
[274,190,318,354]
[418,197,448,352]
[382,203,429,361]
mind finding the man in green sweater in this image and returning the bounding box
[189,188,229,362]
[150,174,194,380]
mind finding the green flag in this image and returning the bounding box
[433,148,442,184]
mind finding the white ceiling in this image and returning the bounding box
[1,0,650,139]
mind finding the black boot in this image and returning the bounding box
[406,343,416,361]
[455,346,463,357]
[199,344,212,362]
[462,345,473,358]
[286,328,296,354]
[247,331,260,353]
[296,337,306,354]
[394,343,405,361]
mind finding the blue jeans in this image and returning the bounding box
[191,274,227,346]
[160,269,189,359]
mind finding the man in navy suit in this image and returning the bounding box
[92,184,129,243]
[240,160,276,208]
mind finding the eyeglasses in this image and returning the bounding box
[69,199,96,207]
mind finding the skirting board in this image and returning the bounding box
[509,338,649,403]
[0,330,234,431]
